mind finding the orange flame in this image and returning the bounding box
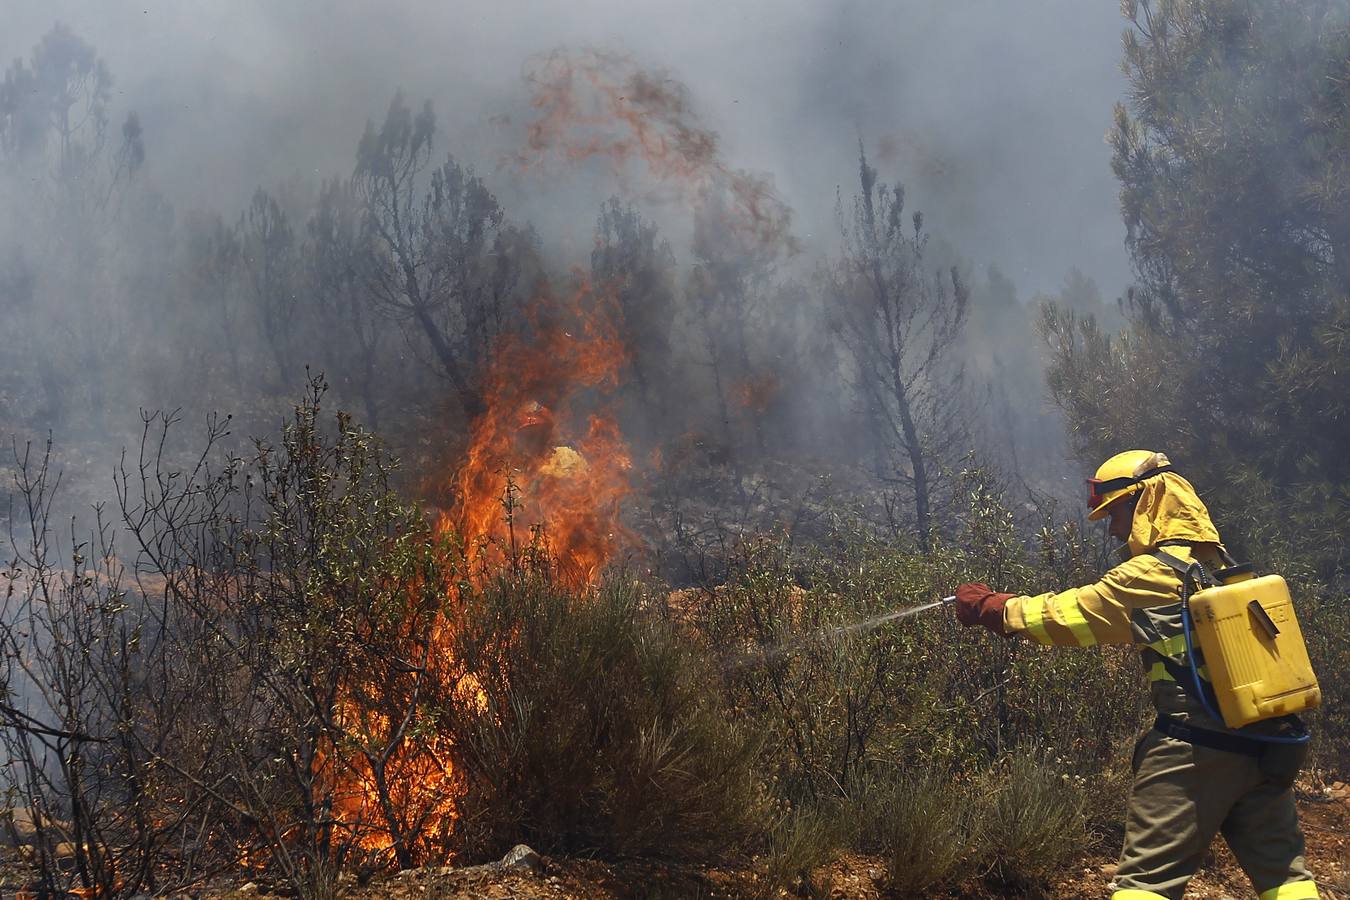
[732,373,779,415]
[323,53,764,873]
[443,275,634,585]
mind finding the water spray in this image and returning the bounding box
[829,595,957,636]
[722,595,956,671]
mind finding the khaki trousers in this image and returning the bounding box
[1110,725,1317,899]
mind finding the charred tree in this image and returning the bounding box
[831,144,969,549]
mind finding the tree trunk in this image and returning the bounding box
[402,265,482,419]
[893,385,931,552]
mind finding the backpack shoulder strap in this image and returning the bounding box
[1150,549,1217,591]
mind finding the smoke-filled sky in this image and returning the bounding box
[5,0,1130,298]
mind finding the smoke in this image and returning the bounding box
[0,0,1131,533]
[517,47,798,262]
[3,0,1127,292]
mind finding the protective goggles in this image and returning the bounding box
[1086,465,1174,510]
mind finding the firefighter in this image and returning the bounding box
[955,450,1318,900]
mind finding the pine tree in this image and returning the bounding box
[1045,0,1350,576]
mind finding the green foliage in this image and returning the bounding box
[1043,0,1350,771]
[440,562,769,862]
[1053,0,1350,576]
[702,471,1139,794]
[685,471,1141,890]
[978,751,1088,886]
[849,766,977,894]
[697,528,957,794]
[1300,582,1350,772]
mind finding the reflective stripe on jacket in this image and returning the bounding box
[1003,543,1226,714]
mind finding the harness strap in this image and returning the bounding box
[1146,549,1222,707]
[1150,549,1218,590]
[1153,714,1265,758]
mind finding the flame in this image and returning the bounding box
[313,276,634,870]
[443,275,634,586]
[248,595,464,872]
[732,373,779,415]
[330,275,632,856]
[324,681,461,860]
[305,52,769,877]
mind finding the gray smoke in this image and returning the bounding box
[0,0,1131,531]
[4,0,1127,293]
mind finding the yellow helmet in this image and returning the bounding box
[1086,450,1174,520]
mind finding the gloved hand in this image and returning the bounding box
[954,582,1015,636]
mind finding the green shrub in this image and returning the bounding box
[441,564,770,862]
[978,751,1087,886]
[849,766,978,895]
[697,474,1145,799]
[695,528,963,798]
[759,806,844,899]
[1300,583,1350,776]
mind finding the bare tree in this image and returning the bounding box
[118,382,459,895]
[831,144,969,549]
[0,438,216,898]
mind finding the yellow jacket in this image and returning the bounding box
[1003,472,1226,714]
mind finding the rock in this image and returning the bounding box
[238,884,259,895]
[499,843,543,874]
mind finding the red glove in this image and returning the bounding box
[954,582,1015,636]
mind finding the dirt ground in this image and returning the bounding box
[214,785,1349,899]
[5,786,1346,898]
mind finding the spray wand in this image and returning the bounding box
[722,594,956,671]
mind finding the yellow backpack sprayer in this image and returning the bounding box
[1153,550,1319,746]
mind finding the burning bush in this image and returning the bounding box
[0,377,781,897]
[112,378,466,896]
